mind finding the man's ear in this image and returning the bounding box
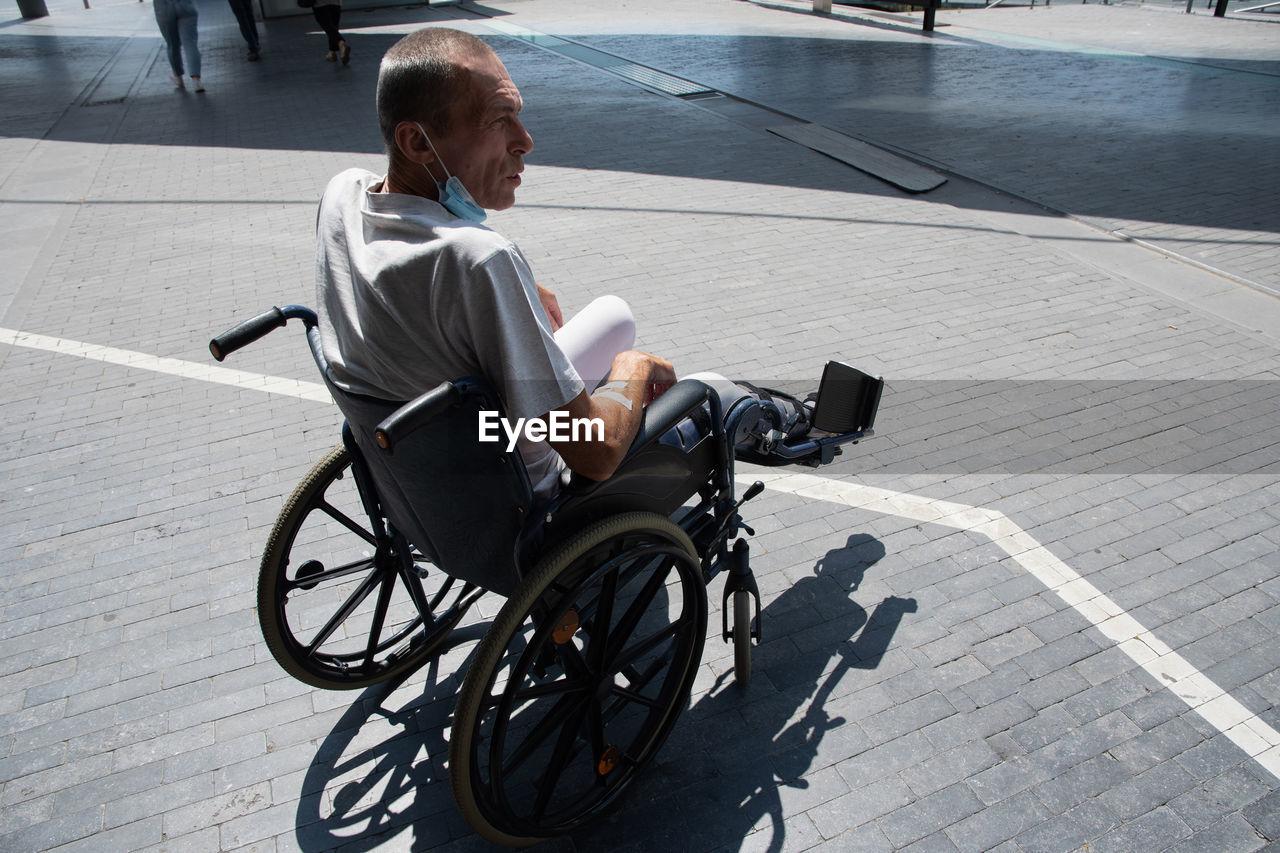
[393,121,435,166]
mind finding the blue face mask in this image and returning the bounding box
[415,122,487,224]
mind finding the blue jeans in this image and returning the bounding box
[154,0,200,78]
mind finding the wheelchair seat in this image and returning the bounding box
[331,370,729,597]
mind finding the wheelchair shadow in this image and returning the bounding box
[293,534,914,852]
[570,532,917,853]
[292,622,490,852]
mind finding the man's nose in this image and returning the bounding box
[512,120,533,155]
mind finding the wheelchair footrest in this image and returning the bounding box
[811,361,883,435]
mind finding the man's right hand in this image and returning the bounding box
[612,350,676,403]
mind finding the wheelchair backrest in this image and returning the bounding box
[323,375,535,597]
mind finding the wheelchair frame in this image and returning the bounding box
[211,304,880,845]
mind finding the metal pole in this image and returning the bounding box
[923,0,938,30]
[1213,0,1228,14]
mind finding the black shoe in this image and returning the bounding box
[247,51,260,61]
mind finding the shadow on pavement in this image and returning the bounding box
[293,532,916,851]
[569,532,917,852]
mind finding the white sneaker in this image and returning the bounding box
[191,76,205,93]
[170,74,184,88]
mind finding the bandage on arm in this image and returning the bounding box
[593,380,634,411]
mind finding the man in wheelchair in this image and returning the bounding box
[209,26,882,846]
[315,27,878,507]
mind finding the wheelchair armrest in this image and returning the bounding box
[628,378,716,455]
[560,378,720,493]
[374,381,460,453]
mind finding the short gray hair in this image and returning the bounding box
[376,28,493,152]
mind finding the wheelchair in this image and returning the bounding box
[210,305,882,846]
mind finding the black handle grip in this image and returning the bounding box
[209,307,287,362]
[374,381,461,454]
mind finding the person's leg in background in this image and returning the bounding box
[312,3,349,64]
[313,4,337,60]
[153,0,186,86]
[227,0,260,59]
[333,5,349,64]
[175,1,203,91]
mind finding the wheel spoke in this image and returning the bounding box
[362,560,399,670]
[397,559,435,625]
[531,698,594,821]
[510,677,591,703]
[427,574,457,611]
[586,693,607,788]
[602,657,668,723]
[312,498,376,546]
[496,689,589,780]
[587,569,617,673]
[604,681,660,706]
[611,619,684,675]
[603,553,677,666]
[284,555,375,592]
[556,626,593,682]
[607,684,661,710]
[302,567,383,658]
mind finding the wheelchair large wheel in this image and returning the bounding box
[258,444,468,690]
[451,512,706,846]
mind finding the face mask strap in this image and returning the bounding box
[410,121,487,223]
[413,122,453,182]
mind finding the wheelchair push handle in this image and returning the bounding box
[374,381,462,453]
[210,305,318,361]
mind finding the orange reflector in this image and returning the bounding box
[552,609,579,644]
[597,745,619,776]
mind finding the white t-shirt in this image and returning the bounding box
[315,168,583,499]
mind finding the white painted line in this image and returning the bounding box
[0,327,332,403]
[754,469,1280,782]
[7,326,1275,780]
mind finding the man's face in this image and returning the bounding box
[430,51,533,212]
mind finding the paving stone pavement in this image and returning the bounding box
[1,0,1279,850]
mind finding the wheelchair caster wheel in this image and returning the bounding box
[721,539,760,686]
